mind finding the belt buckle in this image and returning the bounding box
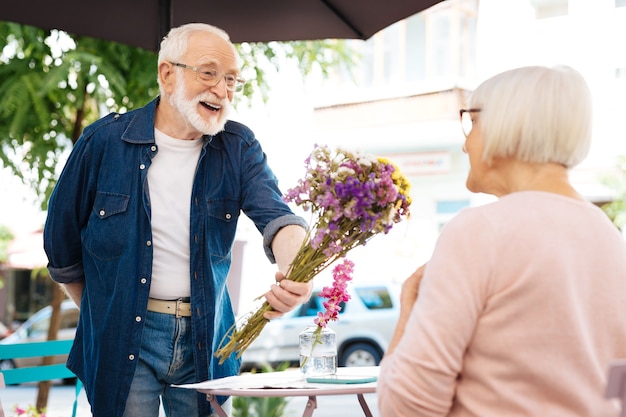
[175,298,184,318]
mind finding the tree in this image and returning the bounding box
[602,155,626,232]
[0,224,14,290]
[0,224,13,264]
[0,23,162,207]
[0,22,357,208]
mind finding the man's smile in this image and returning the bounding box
[200,101,221,112]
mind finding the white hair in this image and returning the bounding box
[469,65,593,168]
[158,23,232,64]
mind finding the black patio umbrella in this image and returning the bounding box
[1,0,443,51]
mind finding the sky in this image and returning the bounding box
[0,167,46,234]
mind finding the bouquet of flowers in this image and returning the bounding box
[215,145,412,364]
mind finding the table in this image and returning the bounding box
[176,366,379,417]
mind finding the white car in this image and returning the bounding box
[0,300,79,370]
[240,283,401,371]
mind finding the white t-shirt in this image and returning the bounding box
[147,129,203,300]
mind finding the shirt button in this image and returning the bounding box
[151,146,157,152]
[135,316,142,322]
[225,213,232,220]
[140,278,147,284]
[129,354,135,361]
[99,209,105,216]
[139,164,146,170]
[147,241,152,246]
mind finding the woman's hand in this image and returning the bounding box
[400,264,425,311]
[387,263,427,354]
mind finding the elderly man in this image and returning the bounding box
[44,23,311,417]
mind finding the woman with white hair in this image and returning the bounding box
[378,66,626,417]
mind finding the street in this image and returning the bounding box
[0,383,380,417]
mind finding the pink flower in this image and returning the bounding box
[314,259,354,328]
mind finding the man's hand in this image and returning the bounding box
[263,271,313,320]
[61,281,85,308]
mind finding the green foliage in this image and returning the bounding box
[0,22,159,208]
[232,362,292,417]
[602,155,626,231]
[236,39,357,104]
[0,224,14,264]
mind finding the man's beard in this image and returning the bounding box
[170,81,231,136]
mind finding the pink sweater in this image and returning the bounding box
[378,192,626,417]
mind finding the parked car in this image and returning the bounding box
[0,300,79,370]
[240,283,401,371]
[0,321,13,340]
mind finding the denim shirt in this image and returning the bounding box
[43,98,307,417]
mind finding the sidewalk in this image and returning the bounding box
[0,384,380,417]
[0,384,91,417]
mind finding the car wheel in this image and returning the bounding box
[339,343,381,367]
[0,359,16,371]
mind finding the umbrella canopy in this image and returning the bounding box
[1,0,443,51]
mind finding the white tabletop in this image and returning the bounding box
[176,366,379,397]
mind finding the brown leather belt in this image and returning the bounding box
[147,298,192,318]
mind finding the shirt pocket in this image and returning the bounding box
[84,191,130,260]
[205,198,240,259]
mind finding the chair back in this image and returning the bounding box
[0,339,81,417]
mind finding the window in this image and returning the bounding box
[297,291,346,317]
[355,287,394,310]
[531,0,569,18]
[405,14,426,82]
[61,308,80,329]
[437,199,470,231]
[27,315,50,338]
[383,21,403,83]
[430,13,452,77]
[345,0,478,87]
[437,200,469,214]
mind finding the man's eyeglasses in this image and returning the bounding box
[170,62,245,93]
[459,108,481,137]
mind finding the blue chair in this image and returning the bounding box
[0,339,82,417]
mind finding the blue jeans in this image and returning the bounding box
[123,311,203,417]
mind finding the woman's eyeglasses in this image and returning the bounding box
[459,109,481,137]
